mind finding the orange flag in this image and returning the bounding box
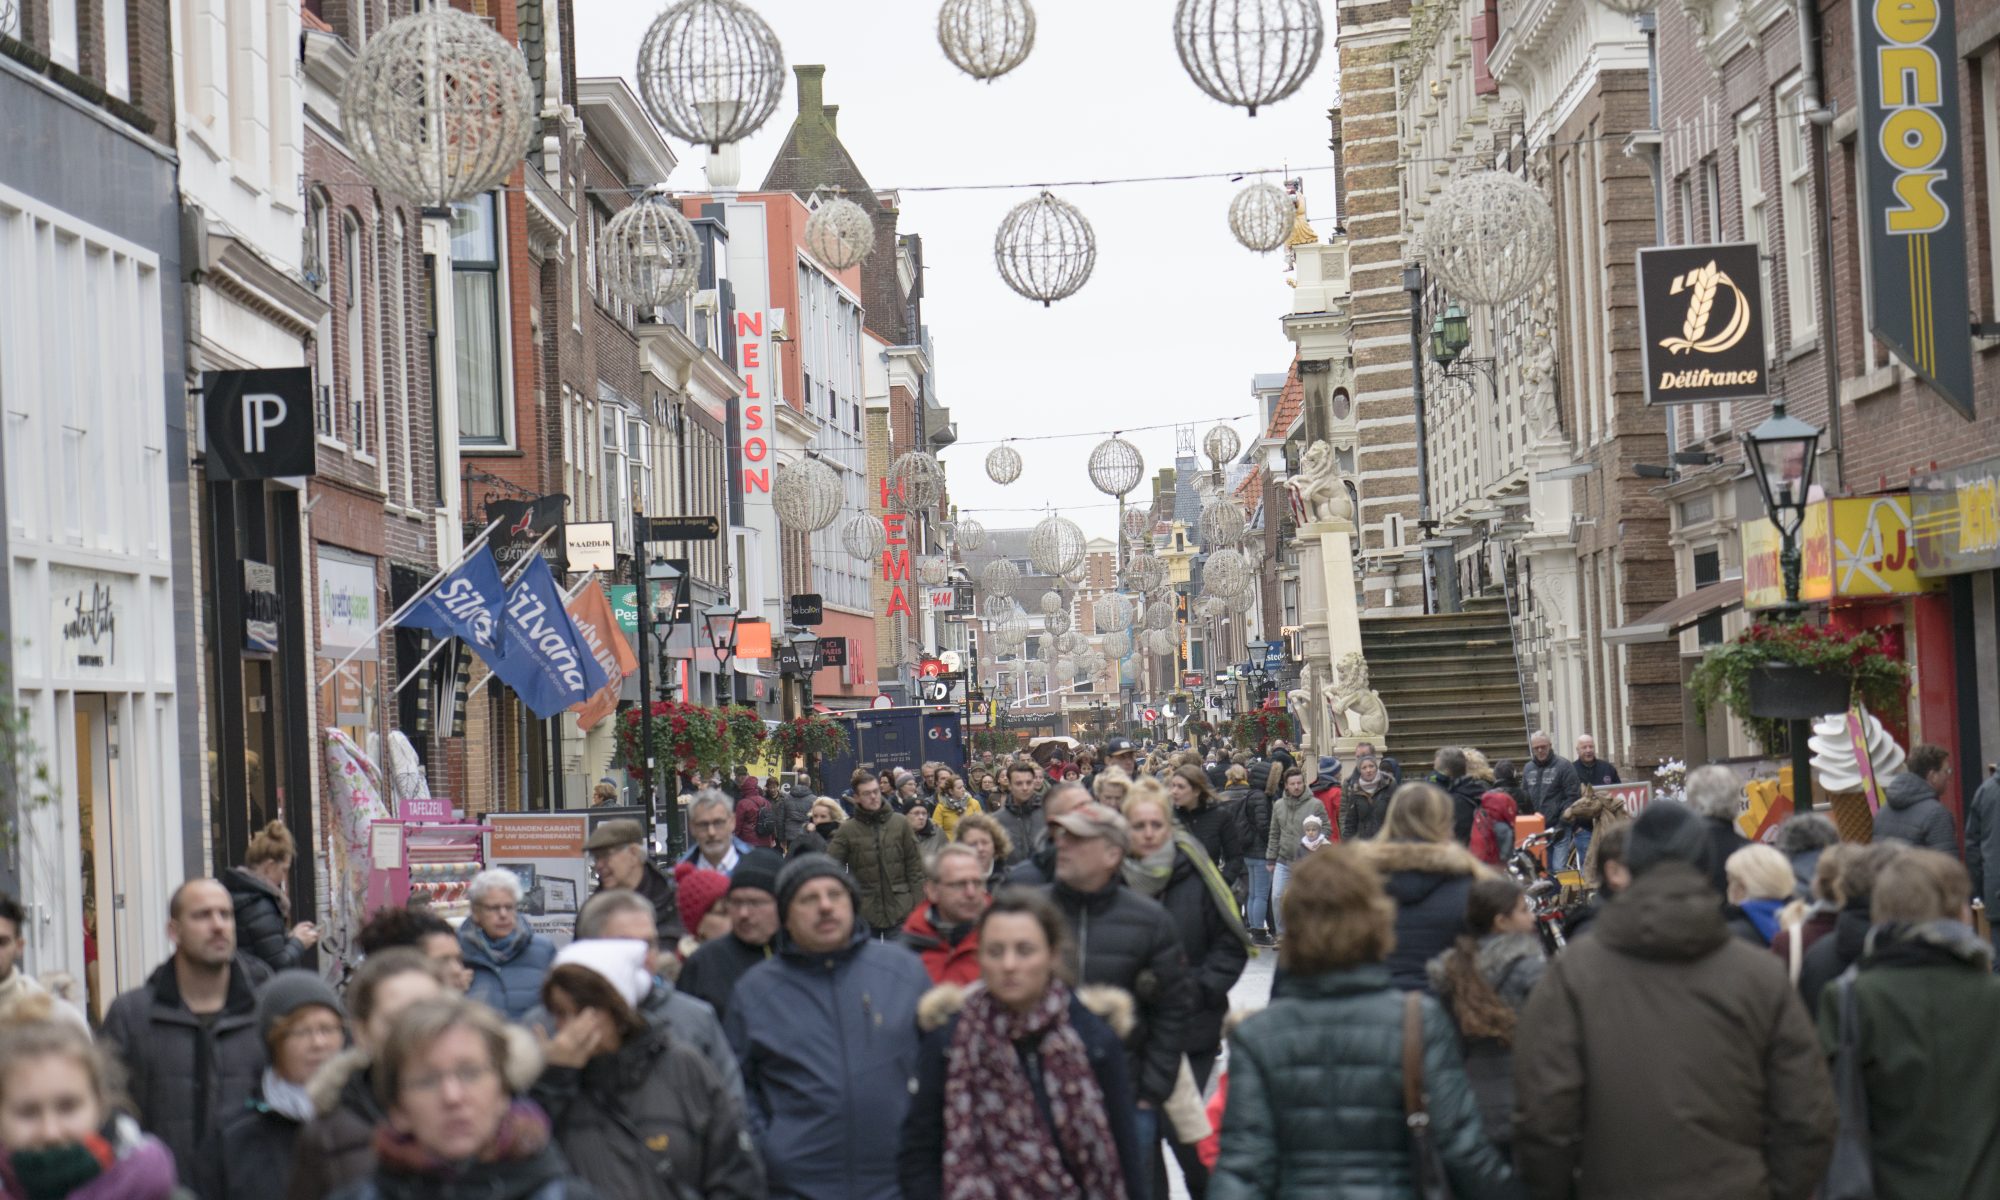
[566,580,637,731]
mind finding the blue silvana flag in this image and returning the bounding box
[491,557,611,719]
[397,546,508,659]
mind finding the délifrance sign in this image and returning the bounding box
[1635,243,1769,406]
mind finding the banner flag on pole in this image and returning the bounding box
[490,557,612,718]
[566,580,637,731]
[395,546,509,660]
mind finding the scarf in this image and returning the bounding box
[1120,834,1255,952]
[1740,897,1787,943]
[1120,844,1177,898]
[372,1099,552,1179]
[2,1116,176,1200]
[940,790,970,815]
[1301,833,1330,852]
[941,982,1125,1200]
[260,1067,318,1123]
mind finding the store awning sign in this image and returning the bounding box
[1740,495,1939,608]
[202,368,317,480]
[1635,243,1769,405]
[1912,453,2000,574]
[1854,0,1975,418]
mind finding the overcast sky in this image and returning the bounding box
[577,1,1339,543]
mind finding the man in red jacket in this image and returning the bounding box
[897,843,989,984]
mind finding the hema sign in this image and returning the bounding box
[1635,243,1770,406]
[202,369,317,480]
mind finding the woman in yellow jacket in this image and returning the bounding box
[930,769,984,839]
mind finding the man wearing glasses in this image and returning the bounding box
[680,790,753,873]
[585,818,682,941]
[677,849,785,1023]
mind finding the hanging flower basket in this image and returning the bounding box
[1229,709,1298,751]
[1689,622,1907,754]
[615,701,766,783]
[768,715,850,766]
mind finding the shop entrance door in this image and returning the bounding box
[72,694,123,1023]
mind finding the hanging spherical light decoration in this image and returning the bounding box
[1229,181,1294,252]
[1147,628,1180,657]
[1043,608,1072,636]
[1421,171,1558,306]
[841,512,886,561]
[1053,658,1078,683]
[980,558,1022,597]
[954,517,987,552]
[1125,552,1165,593]
[937,0,1036,80]
[1227,587,1257,616]
[994,191,1096,306]
[1105,594,1135,630]
[770,455,843,532]
[1204,547,1250,596]
[1202,423,1242,469]
[1195,594,1227,619]
[1055,631,1085,655]
[919,556,951,586]
[981,594,1013,622]
[635,0,786,152]
[803,197,877,270]
[1039,590,1064,615]
[1122,508,1154,543]
[998,610,1030,644]
[1086,436,1146,497]
[1029,513,1087,577]
[1200,496,1247,548]
[985,443,1024,486]
[599,190,703,308]
[1172,0,1325,116]
[1144,601,1174,631]
[1102,630,1132,659]
[887,451,947,514]
[341,6,536,209]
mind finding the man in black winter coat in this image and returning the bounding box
[676,851,783,1023]
[1042,804,1195,1116]
[1433,746,1488,847]
[101,879,273,1199]
[1523,731,1583,861]
[585,819,684,942]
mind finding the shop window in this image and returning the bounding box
[1693,545,1725,646]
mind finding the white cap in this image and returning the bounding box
[551,938,652,1012]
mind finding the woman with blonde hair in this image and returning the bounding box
[1359,782,1491,991]
[223,821,319,972]
[1091,767,1133,808]
[1724,843,1798,946]
[789,798,846,858]
[953,812,1014,893]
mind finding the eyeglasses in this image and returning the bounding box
[726,893,776,911]
[474,901,517,915]
[402,1062,497,1097]
[286,1020,345,1043]
[692,817,732,832]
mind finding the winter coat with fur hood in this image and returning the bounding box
[899,983,1144,1200]
[1354,841,1490,992]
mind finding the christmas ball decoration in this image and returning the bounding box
[1053,658,1077,683]
[1229,181,1294,252]
[986,443,1024,485]
[1043,608,1072,636]
[1122,508,1154,542]
[1202,422,1242,468]
[1055,631,1084,655]
[600,190,703,308]
[1144,601,1174,631]
[997,610,1030,644]
[937,0,1036,80]
[1102,630,1131,658]
[981,593,1013,620]
[954,517,987,552]
[1196,594,1227,619]
[1422,171,1558,306]
[1029,513,1087,576]
[1204,547,1250,596]
[919,556,951,586]
[1087,436,1145,497]
[803,197,877,270]
[771,455,843,532]
[887,451,947,513]
[1201,496,1246,548]
[842,512,886,561]
[980,557,1022,597]
[342,6,536,209]
[1147,628,1179,656]
[636,0,786,152]
[994,191,1096,306]
[1125,552,1165,593]
[1227,587,1257,616]
[1172,0,1325,116]
[1039,590,1064,615]
[1104,594,1135,630]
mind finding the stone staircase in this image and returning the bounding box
[1357,596,1530,774]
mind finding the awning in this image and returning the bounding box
[1603,577,1744,646]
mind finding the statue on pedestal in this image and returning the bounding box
[1324,651,1389,741]
[1283,441,1353,526]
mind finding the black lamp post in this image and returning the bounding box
[703,602,741,704]
[1741,400,1823,814]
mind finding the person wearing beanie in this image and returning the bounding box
[677,849,785,1024]
[674,861,733,946]
[727,853,929,1199]
[218,971,348,1200]
[1514,802,1834,1199]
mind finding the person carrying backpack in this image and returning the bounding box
[1465,749,1516,866]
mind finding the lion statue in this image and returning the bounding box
[1283,440,1351,526]
[1324,651,1389,740]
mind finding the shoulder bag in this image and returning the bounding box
[1402,991,1457,1200]
[1822,970,1877,1200]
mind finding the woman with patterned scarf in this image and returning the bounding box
[900,891,1142,1200]
[930,770,984,841]
[335,996,600,1200]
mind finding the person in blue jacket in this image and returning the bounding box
[457,868,555,1021]
[725,853,930,1200]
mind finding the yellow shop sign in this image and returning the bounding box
[1740,495,1937,610]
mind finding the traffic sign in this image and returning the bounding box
[918,657,948,678]
[638,515,720,542]
[788,593,823,625]
[1143,707,1160,723]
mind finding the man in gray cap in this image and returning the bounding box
[726,854,929,1199]
[1514,802,1833,1199]
[585,818,683,942]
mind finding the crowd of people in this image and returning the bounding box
[0,729,1995,1200]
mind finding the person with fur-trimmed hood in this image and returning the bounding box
[900,889,1143,1200]
[1355,782,1494,993]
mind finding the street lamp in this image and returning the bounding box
[1740,399,1823,819]
[703,601,741,703]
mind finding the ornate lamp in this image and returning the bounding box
[1742,405,1821,546]
[635,0,786,152]
[995,192,1096,306]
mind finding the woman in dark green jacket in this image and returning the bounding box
[1210,844,1519,1200]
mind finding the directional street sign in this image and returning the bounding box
[638,515,720,542]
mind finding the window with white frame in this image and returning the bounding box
[342,213,371,457]
[1736,105,1774,363]
[103,0,129,99]
[1703,158,1722,240]
[450,195,505,445]
[386,213,411,502]
[1775,75,1819,346]
[308,190,336,438]
[1848,140,1890,372]
[1981,46,2000,319]
[50,0,77,69]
